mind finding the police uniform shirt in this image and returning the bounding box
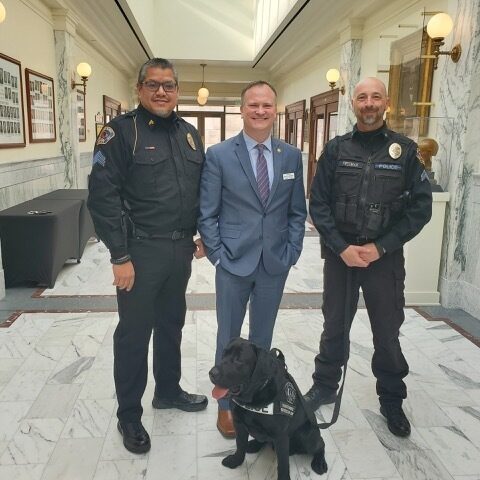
[87,105,205,259]
[309,122,432,255]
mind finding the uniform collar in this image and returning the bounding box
[137,104,179,129]
[352,121,389,140]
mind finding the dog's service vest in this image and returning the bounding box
[232,380,297,417]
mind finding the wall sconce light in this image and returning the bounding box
[71,62,92,95]
[0,2,6,24]
[325,69,345,95]
[197,63,209,105]
[426,13,461,69]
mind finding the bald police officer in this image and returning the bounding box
[88,58,208,454]
[305,77,432,437]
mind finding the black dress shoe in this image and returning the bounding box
[152,389,208,412]
[304,385,337,410]
[117,421,151,454]
[380,405,411,437]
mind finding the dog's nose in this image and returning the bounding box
[209,366,220,383]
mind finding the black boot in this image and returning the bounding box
[117,421,151,454]
[380,405,411,437]
[304,385,337,410]
[152,389,208,412]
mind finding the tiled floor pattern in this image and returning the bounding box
[1,223,480,480]
[0,307,479,480]
[40,224,323,297]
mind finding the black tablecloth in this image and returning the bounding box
[0,198,81,288]
[37,189,96,257]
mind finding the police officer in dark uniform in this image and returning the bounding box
[305,77,432,437]
[88,58,208,454]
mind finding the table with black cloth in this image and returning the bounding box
[37,189,96,258]
[0,198,81,288]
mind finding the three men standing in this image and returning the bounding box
[198,81,307,437]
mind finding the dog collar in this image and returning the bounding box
[232,380,297,417]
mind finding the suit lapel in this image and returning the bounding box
[266,138,283,208]
[235,133,263,204]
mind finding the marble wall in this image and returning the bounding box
[337,38,362,135]
[436,0,480,318]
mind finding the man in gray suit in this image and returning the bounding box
[198,81,307,437]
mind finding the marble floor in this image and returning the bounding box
[1,232,480,479]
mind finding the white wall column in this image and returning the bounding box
[337,19,363,135]
[53,10,80,188]
[436,0,480,318]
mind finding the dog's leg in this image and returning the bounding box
[246,438,267,453]
[311,444,328,475]
[273,435,291,480]
[222,422,249,469]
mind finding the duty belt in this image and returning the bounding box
[132,227,193,240]
[343,234,376,245]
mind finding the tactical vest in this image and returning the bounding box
[333,136,407,238]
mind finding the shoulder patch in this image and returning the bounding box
[96,126,115,146]
[92,150,106,167]
[421,170,429,182]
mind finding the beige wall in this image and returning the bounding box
[0,0,61,163]
[0,0,134,162]
[74,39,134,154]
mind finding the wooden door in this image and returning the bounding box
[285,100,305,150]
[307,90,339,196]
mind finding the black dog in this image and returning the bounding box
[209,338,328,480]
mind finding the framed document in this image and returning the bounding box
[25,68,56,143]
[0,53,26,148]
[76,89,86,142]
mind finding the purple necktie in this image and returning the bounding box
[256,144,270,206]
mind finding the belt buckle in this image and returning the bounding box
[171,230,184,240]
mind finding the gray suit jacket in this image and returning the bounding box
[198,132,307,277]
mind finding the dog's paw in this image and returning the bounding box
[311,453,328,475]
[222,454,244,469]
[246,439,266,453]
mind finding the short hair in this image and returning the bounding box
[137,58,178,85]
[240,81,277,106]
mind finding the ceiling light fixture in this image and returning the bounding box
[197,63,209,105]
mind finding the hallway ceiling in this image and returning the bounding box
[40,0,392,100]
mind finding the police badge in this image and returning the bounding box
[186,132,196,150]
[388,142,402,159]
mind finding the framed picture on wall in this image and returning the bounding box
[386,28,434,137]
[0,53,26,148]
[76,89,86,142]
[25,68,56,143]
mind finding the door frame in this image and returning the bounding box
[307,89,339,196]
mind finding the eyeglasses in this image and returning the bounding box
[141,80,177,93]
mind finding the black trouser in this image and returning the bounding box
[312,246,408,407]
[114,236,195,423]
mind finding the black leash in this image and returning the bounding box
[312,266,355,428]
[271,266,355,430]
